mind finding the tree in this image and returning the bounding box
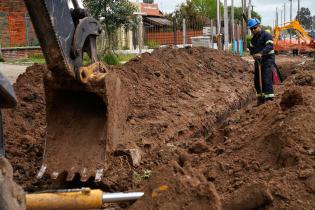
[228,6,261,22]
[297,7,312,29]
[174,0,223,22]
[83,0,137,53]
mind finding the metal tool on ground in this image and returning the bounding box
[23,0,124,182]
[26,188,144,210]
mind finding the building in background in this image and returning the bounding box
[0,0,37,47]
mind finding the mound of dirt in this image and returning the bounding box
[129,161,222,210]
[193,60,315,209]
[0,157,25,210]
[2,64,49,191]
[4,48,314,209]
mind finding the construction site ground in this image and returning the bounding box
[2,47,315,209]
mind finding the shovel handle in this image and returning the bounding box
[257,60,263,95]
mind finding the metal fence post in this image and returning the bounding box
[173,18,177,47]
[210,19,214,48]
[183,18,187,48]
[137,14,144,54]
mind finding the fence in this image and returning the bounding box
[143,19,208,47]
[0,12,38,48]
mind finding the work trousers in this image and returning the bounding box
[0,111,4,156]
[254,55,275,97]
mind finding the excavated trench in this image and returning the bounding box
[4,48,314,209]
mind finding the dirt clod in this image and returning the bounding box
[223,182,273,210]
[280,87,304,110]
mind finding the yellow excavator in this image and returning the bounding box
[1,1,144,209]
[274,20,315,53]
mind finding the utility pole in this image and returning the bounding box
[231,0,235,53]
[289,0,292,43]
[298,0,300,21]
[281,10,283,26]
[284,3,286,24]
[247,0,252,36]
[224,0,229,51]
[276,8,278,26]
[217,0,222,50]
[298,0,300,45]
[248,0,252,19]
[242,0,247,52]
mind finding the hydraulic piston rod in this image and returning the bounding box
[26,188,144,210]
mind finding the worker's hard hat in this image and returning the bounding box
[265,29,271,33]
[247,18,260,29]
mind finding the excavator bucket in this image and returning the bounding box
[37,64,128,182]
[23,0,128,182]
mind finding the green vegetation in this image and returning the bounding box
[133,169,152,182]
[0,54,4,62]
[117,54,136,63]
[102,53,119,65]
[83,0,137,53]
[146,40,159,49]
[28,54,46,64]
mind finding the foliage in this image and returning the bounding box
[228,6,261,22]
[102,53,119,65]
[133,170,152,182]
[297,7,312,29]
[28,54,45,64]
[0,54,4,62]
[146,40,159,49]
[117,54,136,63]
[83,0,137,53]
[174,0,223,22]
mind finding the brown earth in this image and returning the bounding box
[2,47,315,209]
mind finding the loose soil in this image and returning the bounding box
[3,48,315,209]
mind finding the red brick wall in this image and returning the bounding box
[0,0,36,47]
[1,47,42,59]
[145,30,203,45]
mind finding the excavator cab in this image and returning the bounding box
[24,0,126,182]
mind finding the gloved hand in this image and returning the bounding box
[253,53,262,60]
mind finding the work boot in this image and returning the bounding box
[256,96,265,106]
[265,97,274,102]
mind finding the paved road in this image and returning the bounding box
[0,63,29,84]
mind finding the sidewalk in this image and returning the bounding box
[0,63,29,84]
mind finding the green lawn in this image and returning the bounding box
[5,53,136,65]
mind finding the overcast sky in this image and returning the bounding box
[152,0,315,27]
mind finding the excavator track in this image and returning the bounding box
[24,0,112,182]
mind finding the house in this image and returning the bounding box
[0,0,37,47]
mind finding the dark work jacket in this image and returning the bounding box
[249,30,274,58]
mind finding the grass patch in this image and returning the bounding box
[117,54,136,63]
[28,54,46,64]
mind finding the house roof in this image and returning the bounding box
[144,17,172,26]
[140,3,163,17]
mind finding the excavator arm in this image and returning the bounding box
[24,0,101,80]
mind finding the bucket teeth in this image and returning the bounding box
[51,171,59,180]
[80,168,89,182]
[66,169,77,182]
[36,164,47,179]
[95,169,104,182]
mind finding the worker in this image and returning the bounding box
[248,18,275,105]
